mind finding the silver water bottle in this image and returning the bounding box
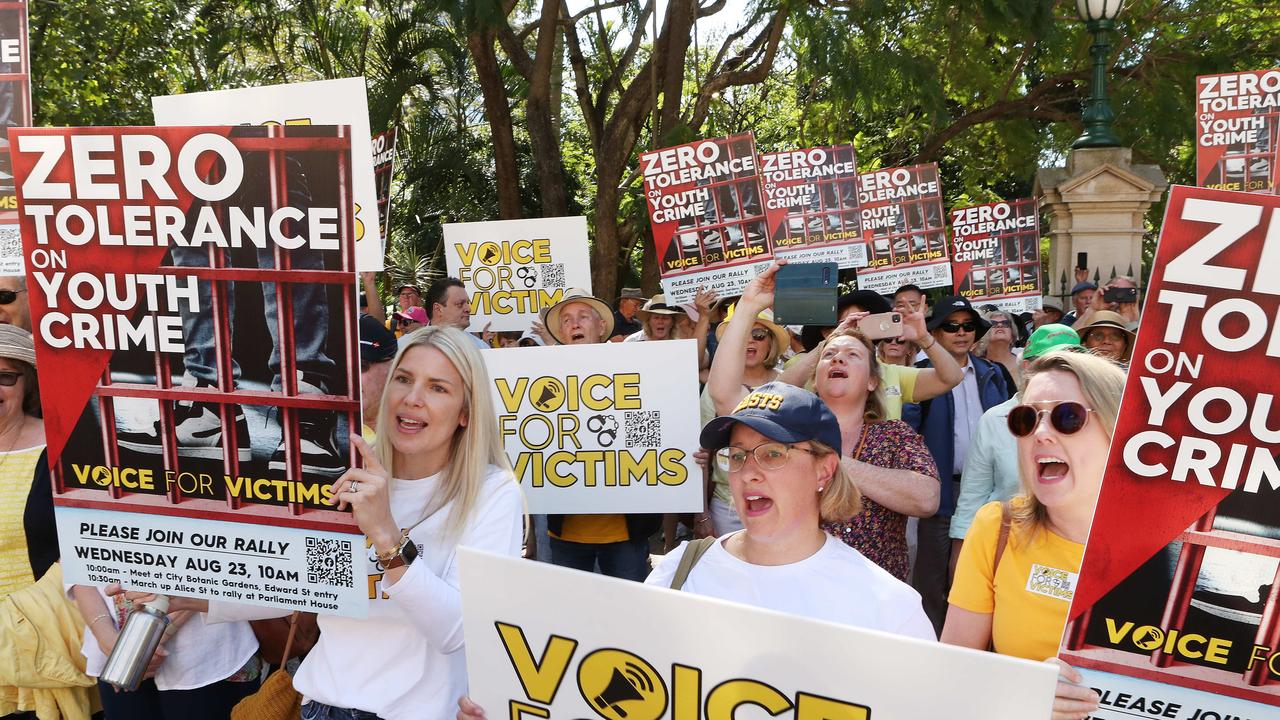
[99,595,170,691]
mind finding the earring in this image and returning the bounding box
[817,485,825,492]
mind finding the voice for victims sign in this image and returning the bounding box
[461,548,1058,720]
[1195,69,1279,194]
[483,340,702,514]
[761,144,865,268]
[444,216,591,333]
[950,198,1042,313]
[640,133,770,304]
[1060,185,1280,713]
[853,163,952,294]
[152,77,386,271]
[10,126,365,616]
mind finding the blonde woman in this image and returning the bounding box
[941,350,1124,720]
[119,327,525,720]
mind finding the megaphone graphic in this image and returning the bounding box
[592,665,647,718]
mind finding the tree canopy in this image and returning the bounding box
[29,0,1280,299]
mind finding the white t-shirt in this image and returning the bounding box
[76,586,258,691]
[646,533,936,641]
[208,465,525,720]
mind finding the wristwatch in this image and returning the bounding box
[380,535,418,570]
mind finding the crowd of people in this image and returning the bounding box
[0,258,1146,720]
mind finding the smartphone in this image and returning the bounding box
[1076,252,1088,271]
[773,262,838,325]
[857,312,904,340]
[1103,286,1138,303]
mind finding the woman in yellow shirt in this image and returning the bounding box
[942,350,1124,720]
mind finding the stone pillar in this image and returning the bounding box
[1034,147,1167,303]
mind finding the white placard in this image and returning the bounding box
[151,77,384,270]
[483,340,702,514]
[461,548,1059,720]
[443,216,592,332]
[58,506,366,617]
[1080,667,1278,720]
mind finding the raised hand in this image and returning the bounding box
[329,435,400,552]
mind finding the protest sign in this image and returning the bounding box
[0,0,30,274]
[484,340,702,514]
[640,132,770,304]
[151,77,386,270]
[461,547,1058,720]
[1195,69,1279,194]
[853,163,952,294]
[761,144,866,267]
[444,216,591,333]
[950,198,1042,313]
[372,126,396,248]
[1059,185,1280,710]
[10,125,366,616]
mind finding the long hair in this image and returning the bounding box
[810,328,887,423]
[373,326,515,542]
[813,439,862,522]
[1010,349,1125,540]
[974,310,1012,357]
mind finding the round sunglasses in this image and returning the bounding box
[1007,401,1095,437]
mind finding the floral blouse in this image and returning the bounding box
[822,420,939,581]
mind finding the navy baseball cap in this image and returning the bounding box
[699,382,843,455]
[359,314,398,364]
[1070,281,1097,295]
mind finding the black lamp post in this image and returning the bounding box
[1072,0,1125,149]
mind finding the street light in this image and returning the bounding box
[1072,0,1125,149]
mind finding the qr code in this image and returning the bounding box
[539,263,565,288]
[0,227,19,260]
[624,411,662,447]
[305,537,354,588]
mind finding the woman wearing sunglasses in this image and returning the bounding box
[875,334,916,367]
[941,350,1124,720]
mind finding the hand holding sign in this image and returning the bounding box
[330,435,399,553]
[1045,658,1099,720]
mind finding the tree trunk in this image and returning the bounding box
[524,0,569,216]
[467,30,523,220]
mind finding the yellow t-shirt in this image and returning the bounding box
[555,515,629,544]
[0,446,47,599]
[949,500,1083,661]
[878,363,920,421]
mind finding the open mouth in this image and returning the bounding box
[744,493,774,516]
[397,416,426,433]
[1037,456,1069,483]
[827,367,848,379]
[570,331,586,342]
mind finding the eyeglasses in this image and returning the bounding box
[0,371,21,386]
[939,321,977,333]
[990,320,1012,328]
[879,337,906,345]
[749,328,771,342]
[1007,401,1094,438]
[715,441,815,473]
[0,289,25,305]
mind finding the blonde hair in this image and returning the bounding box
[810,328,887,423]
[641,311,682,340]
[974,310,1013,357]
[1010,349,1125,539]
[812,439,862,522]
[373,326,515,542]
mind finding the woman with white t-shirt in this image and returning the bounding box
[458,381,933,720]
[121,327,525,720]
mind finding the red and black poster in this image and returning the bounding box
[852,163,951,294]
[1196,69,1279,195]
[1059,184,1280,714]
[10,125,366,615]
[0,0,30,273]
[760,144,865,268]
[372,126,396,248]
[640,132,770,304]
[950,198,1041,313]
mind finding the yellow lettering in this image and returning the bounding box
[495,623,577,705]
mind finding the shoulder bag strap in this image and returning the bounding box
[280,611,300,668]
[992,501,1012,576]
[670,537,717,590]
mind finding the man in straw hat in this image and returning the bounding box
[539,289,657,581]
